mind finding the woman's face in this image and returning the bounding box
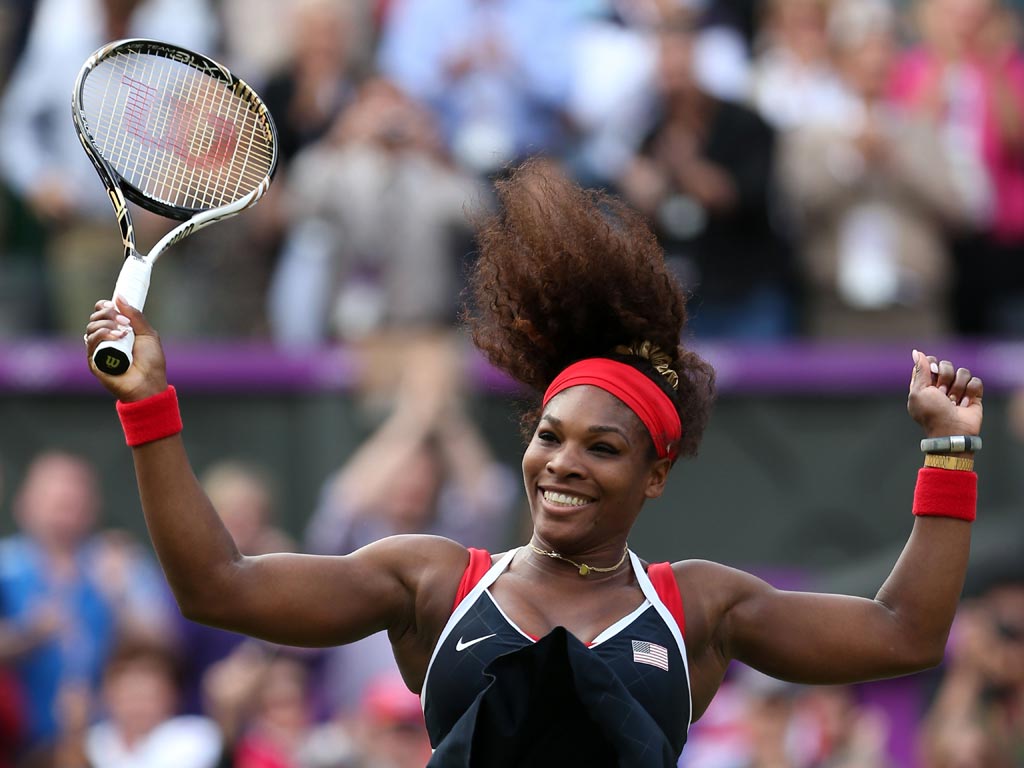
[521,386,670,555]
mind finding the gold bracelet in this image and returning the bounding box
[924,454,975,472]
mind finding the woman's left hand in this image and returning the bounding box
[908,350,983,439]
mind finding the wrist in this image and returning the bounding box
[923,454,975,472]
[116,385,182,446]
[913,467,977,521]
[920,435,982,453]
[119,379,169,403]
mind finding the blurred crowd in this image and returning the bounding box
[2,0,1024,766]
[0,0,1023,345]
[1,443,1023,768]
[0,338,521,768]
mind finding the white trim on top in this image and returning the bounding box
[631,551,692,734]
[420,548,518,711]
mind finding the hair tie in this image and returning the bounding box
[614,341,679,391]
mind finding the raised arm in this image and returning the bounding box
[84,300,467,651]
[681,350,982,712]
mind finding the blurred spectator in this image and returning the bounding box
[377,0,585,175]
[617,21,795,340]
[890,0,1024,336]
[346,674,432,768]
[0,453,176,757]
[176,460,294,715]
[0,0,37,91]
[920,557,1024,767]
[218,0,374,89]
[0,0,218,337]
[778,0,974,339]
[748,0,850,131]
[0,452,114,750]
[85,639,223,768]
[232,653,314,768]
[205,642,367,768]
[202,460,295,557]
[689,0,755,101]
[267,78,483,347]
[682,666,895,768]
[567,5,660,185]
[90,529,177,645]
[303,340,518,716]
[260,0,359,169]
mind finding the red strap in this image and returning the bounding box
[647,562,685,638]
[912,467,977,522]
[453,548,492,611]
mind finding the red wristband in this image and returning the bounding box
[912,467,977,522]
[116,386,183,447]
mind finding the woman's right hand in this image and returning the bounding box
[85,297,168,402]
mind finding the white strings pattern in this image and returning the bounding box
[81,50,274,211]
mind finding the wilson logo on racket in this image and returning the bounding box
[121,76,239,169]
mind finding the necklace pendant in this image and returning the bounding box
[578,564,590,576]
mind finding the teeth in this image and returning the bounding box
[543,490,590,507]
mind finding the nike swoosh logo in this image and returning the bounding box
[455,633,496,652]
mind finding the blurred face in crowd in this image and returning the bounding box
[934,0,996,40]
[204,465,273,555]
[768,0,830,61]
[385,445,444,533]
[835,31,896,101]
[254,656,311,735]
[292,0,350,73]
[356,675,431,768]
[657,28,699,99]
[16,453,98,551]
[102,654,178,745]
[986,584,1024,687]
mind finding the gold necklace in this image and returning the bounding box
[527,542,629,576]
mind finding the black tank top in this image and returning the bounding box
[421,548,692,760]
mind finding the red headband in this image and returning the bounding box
[542,358,682,460]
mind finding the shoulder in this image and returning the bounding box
[668,559,769,649]
[0,536,35,579]
[371,534,474,628]
[363,534,471,587]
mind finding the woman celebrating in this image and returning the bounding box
[85,162,982,767]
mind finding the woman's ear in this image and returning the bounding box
[644,457,673,499]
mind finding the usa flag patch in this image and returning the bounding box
[632,640,669,671]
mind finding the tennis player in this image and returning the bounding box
[84,162,982,766]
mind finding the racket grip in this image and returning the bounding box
[92,257,152,376]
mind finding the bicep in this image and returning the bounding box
[196,535,466,649]
[696,564,926,685]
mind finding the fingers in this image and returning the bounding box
[964,375,984,405]
[85,300,132,350]
[910,349,933,391]
[948,367,973,404]
[114,294,155,337]
[911,349,984,408]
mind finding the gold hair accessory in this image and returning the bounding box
[614,341,679,390]
[528,542,629,576]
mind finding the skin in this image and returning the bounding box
[85,299,983,719]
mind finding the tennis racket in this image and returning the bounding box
[72,39,278,375]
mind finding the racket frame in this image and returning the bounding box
[72,39,278,375]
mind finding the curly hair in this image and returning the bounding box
[466,160,716,458]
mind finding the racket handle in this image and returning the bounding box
[92,256,152,376]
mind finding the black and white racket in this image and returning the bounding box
[73,39,278,375]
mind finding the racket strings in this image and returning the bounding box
[81,49,274,211]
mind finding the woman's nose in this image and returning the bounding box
[545,443,585,478]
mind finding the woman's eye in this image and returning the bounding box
[537,431,558,443]
[591,443,619,455]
